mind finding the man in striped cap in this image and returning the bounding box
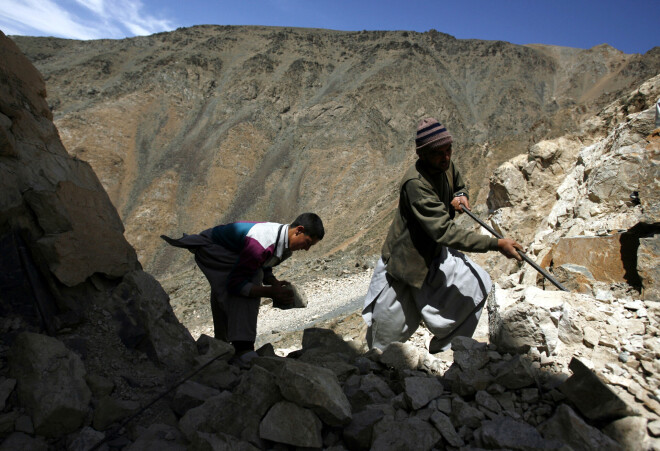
[362,118,523,353]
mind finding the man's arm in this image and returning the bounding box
[406,180,499,253]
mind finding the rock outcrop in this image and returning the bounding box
[0,30,196,446]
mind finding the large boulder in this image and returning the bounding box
[487,156,528,210]
[110,270,196,367]
[1,30,139,287]
[550,234,635,284]
[488,286,568,354]
[8,332,91,437]
[255,357,352,426]
[259,401,323,448]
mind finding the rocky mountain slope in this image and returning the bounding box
[11,26,660,277]
[1,28,659,450]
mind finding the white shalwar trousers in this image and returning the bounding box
[362,247,492,352]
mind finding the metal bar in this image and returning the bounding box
[460,206,569,292]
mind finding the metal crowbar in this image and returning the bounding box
[459,204,569,292]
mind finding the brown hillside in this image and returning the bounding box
[11,26,660,275]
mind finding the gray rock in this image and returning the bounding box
[451,336,488,352]
[195,334,235,360]
[179,392,263,446]
[0,432,48,451]
[85,373,114,398]
[435,397,452,415]
[492,355,536,389]
[0,379,15,411]
[453,347,490,372]
[342,408,386,450]
[520,388,540,403]
[191,357,241,390]
[583,326,600,348]
[93,395,140,431]
[475,390,502,415]
[344,374,395,412]
[297,349,359,380]
[559,358,638,421]
[488,160,527,209]
[557,304,584,344]
[233,364,283,418]
[191,431,259,451]
[476,416,562,450]
[13,415,32,435]
[538,404,623,451]
[27,178,140,287]
[353,356,381,374]
[0,412,19,438]
[403,376,444,410]
[259,401,322,448]
[451,397,485,429]
[488,288,563,354]
[8,332,91,437]
[445,366,494,397]
[110,271,197,369]
[603,416,650,451]
[257,357,352,426]
[553,264,595,294]
[0,112,16,158]
[67,426,107,451]
[371,417,441,451]
[379,342,420,371]
[172,380,222,416]
[430,411,464,447]
[124,423,188,451]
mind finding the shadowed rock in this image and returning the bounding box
[538,404,623,451]
[559,358,639,421]
[259,401,323,448]
[255,357,352,426]
[8,332,91,438]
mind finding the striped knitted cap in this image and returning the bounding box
[415,118,453,150]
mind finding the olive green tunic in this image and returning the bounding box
[381,160,499,289]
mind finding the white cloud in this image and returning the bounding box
[73,0,106,15]
[0,0,103,39]
[0,0,175,40]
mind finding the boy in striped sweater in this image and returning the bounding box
[162,213,324,359]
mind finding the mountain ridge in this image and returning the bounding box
[10,26,660,276]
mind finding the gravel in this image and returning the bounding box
[177,269,374,342]
[256,271,373,337]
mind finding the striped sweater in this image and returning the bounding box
[211,222,288,295]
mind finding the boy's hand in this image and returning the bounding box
[271,286,294,303]
[264,276,290,288]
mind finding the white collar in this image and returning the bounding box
[275,224,289,259]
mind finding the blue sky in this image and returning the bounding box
[0,0,658,54]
